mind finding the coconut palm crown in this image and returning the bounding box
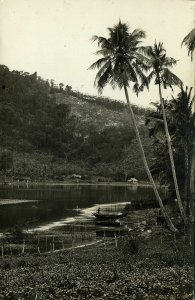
[139,42,182,90]
[89,21,149,94]
[182,28,195,60]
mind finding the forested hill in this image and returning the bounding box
[0,65,153,181]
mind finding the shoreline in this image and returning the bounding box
[0,180,167,188]
[0,199,39,205]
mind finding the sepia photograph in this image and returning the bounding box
[0,0,194,299]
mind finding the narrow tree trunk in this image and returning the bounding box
[189,138,195,219]
[183,97,192,214]
[123,84,177,232]
[158,82,187,223]
[184,142,189,214]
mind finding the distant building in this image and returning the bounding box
[127,178,138,184]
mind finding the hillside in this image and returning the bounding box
[0,65,153,182]
[55,93,146,132]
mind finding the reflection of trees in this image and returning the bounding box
[127,185,138,192]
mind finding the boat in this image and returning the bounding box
[92,211,128,220]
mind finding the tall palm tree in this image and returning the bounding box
[89,21,177,232]
[140,42,186,223]
[182,28,195,60]
[146,88,194,217]
[182,29,195,222]
[171,86,195,217]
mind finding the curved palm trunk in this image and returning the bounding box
[157,82,187,223]
[123,84,177,232]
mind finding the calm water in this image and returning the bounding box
[0,184,160,233]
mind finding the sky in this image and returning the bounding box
[0,0,194,107]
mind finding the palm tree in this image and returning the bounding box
[171,86,195,217]
[146,88,194,217]
[89,21,177,232]
[140,42,186,223]
[182,28,195,60]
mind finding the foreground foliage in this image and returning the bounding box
[0,230,193,300]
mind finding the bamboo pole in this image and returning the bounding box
[85,225,86,247]
[114,233,117,248]
[9,243,12,257]
[1,246,4,259]
[22,239,25,254]
[37,237,40,254]
[52,236,55,251]
[45,235,48,252]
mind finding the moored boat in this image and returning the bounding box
[92,211,128,220]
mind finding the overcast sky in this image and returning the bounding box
[0,0,194,107]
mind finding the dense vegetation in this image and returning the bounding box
[0,231,193,300]
[146,89,194,194]
[0,65,152,182]
[146,87,194,217]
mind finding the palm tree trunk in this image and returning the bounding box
[123,84,177,232]
[158,82,187,223]
[184,142,189,214]
[189,139,194,218]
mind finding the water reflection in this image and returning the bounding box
[0,184,160,233]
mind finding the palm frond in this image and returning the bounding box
[138,46,153,57]
[125,61,138,83]
[182,28,195,60]
[147,70,156,84]
[131,29,146,40]
[133,62,149,91]
[143,70,156,89]
[137,70,156,92]
[132,82,140,95]
[110,74,124,90]
[95,49,113,56]
[91,35,110,48]
[163,57,178,68]
[94,61,113,93]
[134,51,151,70]
[96,64,112,93]
[161,68,182,89]
[94,61,111,86]
[88,57,109,70]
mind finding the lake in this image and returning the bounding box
[0,184,162,234]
